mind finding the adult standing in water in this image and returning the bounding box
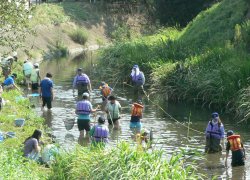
[73,68,92,96]
[23,59,33,90]
[225,130,246,167]
[30,63,41,91]
[205,112,225,153]
[40,73,54,111]
[105,95,121,129]
[75,92,96,139]
[129,65,145,102]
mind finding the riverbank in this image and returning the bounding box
[98,0,250,122]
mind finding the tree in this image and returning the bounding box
[0,0,30,52]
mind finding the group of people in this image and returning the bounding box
[23,59,41,91]
[0,59,40,93]
[205,112,246,167]
[73,64,148,146]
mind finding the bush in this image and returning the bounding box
[69,28,88,45]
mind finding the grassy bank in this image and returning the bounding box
[0,90,50,179]
[98,0,250,121]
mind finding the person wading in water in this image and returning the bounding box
[205,112,225,153]
[225,130,246,167]
[89,116,109,147]
[73,68,92,97]
[105,95,121,130]
[75,92,97,141]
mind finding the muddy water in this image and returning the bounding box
[29,56,250,179]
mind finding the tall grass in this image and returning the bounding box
[50,142,204,179]
[98,0,250,122]
[69,28,89,45]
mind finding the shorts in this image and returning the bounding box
[130,122,142,129]
[108,118,119,125]
[42,97,52,109]
[77,119,90,131]
[32,83,39,90]
[25,74,31,84]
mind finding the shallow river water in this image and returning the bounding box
[28,56,250,179]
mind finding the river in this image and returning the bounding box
[28,55,250,180]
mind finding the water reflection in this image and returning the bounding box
[29,56,250,179]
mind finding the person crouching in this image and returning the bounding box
[90,117,109,146]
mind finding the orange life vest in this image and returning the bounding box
[131,103,143,117]
[227,135,242,151]
[101,85,111,97]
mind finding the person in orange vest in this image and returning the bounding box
[130,100,144,133]
[225,130,246,167]
[99,81,113,102]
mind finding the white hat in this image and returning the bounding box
[34,63,39,67]
[82,92,89,98]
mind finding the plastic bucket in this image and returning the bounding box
[15,118,25,127]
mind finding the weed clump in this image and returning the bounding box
[69,28,89,45]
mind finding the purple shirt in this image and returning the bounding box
[23,138,38,157]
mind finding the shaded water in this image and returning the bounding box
[29,56,250,179]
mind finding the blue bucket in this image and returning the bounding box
[15,118,25,127]
[0,131,4,142]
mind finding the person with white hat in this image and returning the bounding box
[130,65,145,102]
[75,92,97,139]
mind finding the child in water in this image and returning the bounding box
[225,130,246,167]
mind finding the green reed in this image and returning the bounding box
[49,142,204,180]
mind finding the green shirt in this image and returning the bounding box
[105,101,121,119]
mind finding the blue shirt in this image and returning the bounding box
[3,76,14,86]
[40,78,53,97]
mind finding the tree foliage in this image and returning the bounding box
[0,0,30,51]
[155,0,218,27]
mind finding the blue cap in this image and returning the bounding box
[227,130,234,137]
[133,65,139,69]
[211,112,219,118]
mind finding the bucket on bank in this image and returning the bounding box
[15,118,25,127]
[0,131,4,142]
[64,118,75,131]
